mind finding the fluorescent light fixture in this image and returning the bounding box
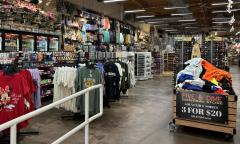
[212,2,240,6]
[212,17,230,20]
[164,6,188,10]
[211,2,228,6]
[171,13,192,16]
[212,21,229,24]
[185,27,198,28]
[104,0,127,3]
[212,8,240,13]
[124,9,145,13]
[178,19,196,22]
[165,29,177,32]
[148,21,163,24]
[136,15,155,18]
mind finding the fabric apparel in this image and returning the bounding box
[176,58,203,84]
[27,68,41,109]
[182,83,203,91]
[0,72,34,129]
[120,62,129,93]
[75,67,102,115]
[104,62,120,101]
[120,33,124,44]
[53,67,78,113]
[96,63,105,75]
[104,17,110,30]
[184,78,205,88]
[191,43,201,59]
[103,30,110,43]
[201,60,232,85]
[177,74,194,84]
[127,61,136,87]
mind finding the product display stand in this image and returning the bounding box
[170,90,237,141]
[135,52,152,80]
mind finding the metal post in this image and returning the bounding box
[85,92,89,144]
[10,124,17,144]
[100,87,103,114]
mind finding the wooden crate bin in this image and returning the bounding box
[173,91,237,135]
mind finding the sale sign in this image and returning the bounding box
[176,91,228,124]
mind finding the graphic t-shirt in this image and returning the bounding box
[76,67,102,115]
[0,72,33,129]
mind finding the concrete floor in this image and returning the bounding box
[16,66,240,144]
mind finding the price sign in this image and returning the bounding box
[176,91,228,124]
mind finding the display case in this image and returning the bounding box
[5,33,19,51]
[49,37,59,52]
[22,34,34,51]
[37,36,48,51]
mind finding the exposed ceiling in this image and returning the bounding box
[115,0,240,35]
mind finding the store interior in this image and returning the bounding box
[0,0,240,144]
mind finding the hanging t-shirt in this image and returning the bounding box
[191,43,201,59]
[75,67,102,115]
[120,62,129,93]
[103,30,110,43]
[104,62,120,100]
[0,72,34,129]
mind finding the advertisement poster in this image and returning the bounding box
[176,91,228,124]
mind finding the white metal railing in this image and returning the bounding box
[0,84,104,144]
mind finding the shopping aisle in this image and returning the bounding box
[20,73,240,144]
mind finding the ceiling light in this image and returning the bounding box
[165,29,177,32]
[136,15,155,18]
[212,8,240,13]
[104,0,127,3]
[212,21,229,24]
[212,17,231,20]
[164,6,188,10]
[178,19,196,22]
[148,21,163,24]
[171,13,192,16]
[124,9,145,13]
[212,2,240,6]
[185,27,198,28]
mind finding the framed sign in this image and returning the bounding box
[176,91,228,124]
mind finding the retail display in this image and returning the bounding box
[135,52,152,80]
[0,0,239,143]
[152,52,163,75]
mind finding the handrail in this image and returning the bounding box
[0,84,104,144]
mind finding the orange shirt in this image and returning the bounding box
[201,60,232,85]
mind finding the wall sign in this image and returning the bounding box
[176,91,228,124]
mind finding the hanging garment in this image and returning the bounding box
[103,30,110,43]
[75,67,102,115]
[0,71,35,129]
[104,17,111,30]
[27,68,41,109]
[104,62,120,101]
[53,67,78,112]
[120,62,129,94]
[120,33,124,44]
[127,60,136,87]
[191,43,201,59]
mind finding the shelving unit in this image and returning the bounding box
[135,52,152,80]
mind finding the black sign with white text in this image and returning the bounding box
[176,91,228,124]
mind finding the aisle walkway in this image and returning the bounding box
[18,66,240,144]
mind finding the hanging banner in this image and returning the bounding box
[176,91,228,124]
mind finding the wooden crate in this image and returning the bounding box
[173,94,237,135]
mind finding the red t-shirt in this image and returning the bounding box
[0,72,34,129]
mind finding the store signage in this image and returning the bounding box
[176,91,228,124]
